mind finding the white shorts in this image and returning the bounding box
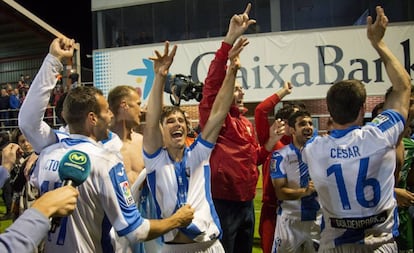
[272,214,321,253]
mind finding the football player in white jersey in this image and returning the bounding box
[302,6,412,253]
[142,35,275,252]
[271,110,321,253]
[19,37,195,253]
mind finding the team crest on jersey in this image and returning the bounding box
[372,114,389,125]
[119,181,135,206]
[270,152,282,172]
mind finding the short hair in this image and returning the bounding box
[107,85,136,117]
[275,103,306,121]
[11,128,23,144]
[327,80,366,124]
[287,110,311,128]
[160,106,187,126]
[63,86,103,128]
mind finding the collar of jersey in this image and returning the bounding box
[330,125,360,138]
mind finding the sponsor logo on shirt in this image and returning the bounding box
[330,211,387,230]
[120,181,135,206]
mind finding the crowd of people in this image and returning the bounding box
[0,4,413,253]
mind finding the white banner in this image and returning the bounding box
[93,23,414,105]
[92,0,170,11]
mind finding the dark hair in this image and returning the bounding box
[160,106,188,126]
[327,80,366,124]
[0,131,11,150]
[63,86,103,128]
[287,110,311,128]
[11,128,23,144]
[275,103,306,121]
[107,85,136,117]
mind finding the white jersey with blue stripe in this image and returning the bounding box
[302,110,404,250]
[143,135,222,243]
[270,143,320,221]
[30,134,149,253]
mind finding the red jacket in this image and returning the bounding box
[199,42,270,201]
[255,94,292,204]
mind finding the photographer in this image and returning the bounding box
[0,143,20,188]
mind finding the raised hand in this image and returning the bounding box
[228,37,249,70]
[32,185,79,218]
[224,3,256,45]
[282,81,293,95]
[149,41,177,77]
[367,6,388,45]
[49,37,76,62]
[1,143,22,172]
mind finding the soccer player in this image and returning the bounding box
[302,6,411,252]
[142,35,253,251]
[270,110,321,253]
[107,85,145,185]
[19,37,194,253]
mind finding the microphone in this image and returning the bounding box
[49,150,91,233]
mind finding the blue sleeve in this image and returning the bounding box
[0,208,49,252]
[270,151,286,179]
[0,166,9,188]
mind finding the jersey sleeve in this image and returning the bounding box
[369,109,405,146]
[98,160,149,241]
[270,149,287,179]
[18,54,61,153]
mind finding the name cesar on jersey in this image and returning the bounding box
[330,146,360,159]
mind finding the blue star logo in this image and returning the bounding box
[127,59,154,99]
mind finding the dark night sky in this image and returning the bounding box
[15,0,93,69]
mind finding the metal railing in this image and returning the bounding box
[0,106,63,131]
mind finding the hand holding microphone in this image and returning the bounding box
[50,150,91,233]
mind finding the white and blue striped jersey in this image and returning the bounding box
[30,135,150,253]
[143,135,222,243]
[270,143,320,221]
[302,110,404,250]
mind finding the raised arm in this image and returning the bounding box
[19,37,75,153]
[143,42,177,154]
[223,3,256,46]
[367,6,411,120]
[199,3,256,128]
[202,38,248,143]
[255,82,292,146]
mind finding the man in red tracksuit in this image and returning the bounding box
[198,4,283,253]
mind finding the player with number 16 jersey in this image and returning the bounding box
[303,110,404,250]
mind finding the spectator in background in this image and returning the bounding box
[9,88,20,127]
[8,128,37,221]
[69,72,79,90]
[0,131,13,220]
[0,88,10,127]
[198,4,281,252]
